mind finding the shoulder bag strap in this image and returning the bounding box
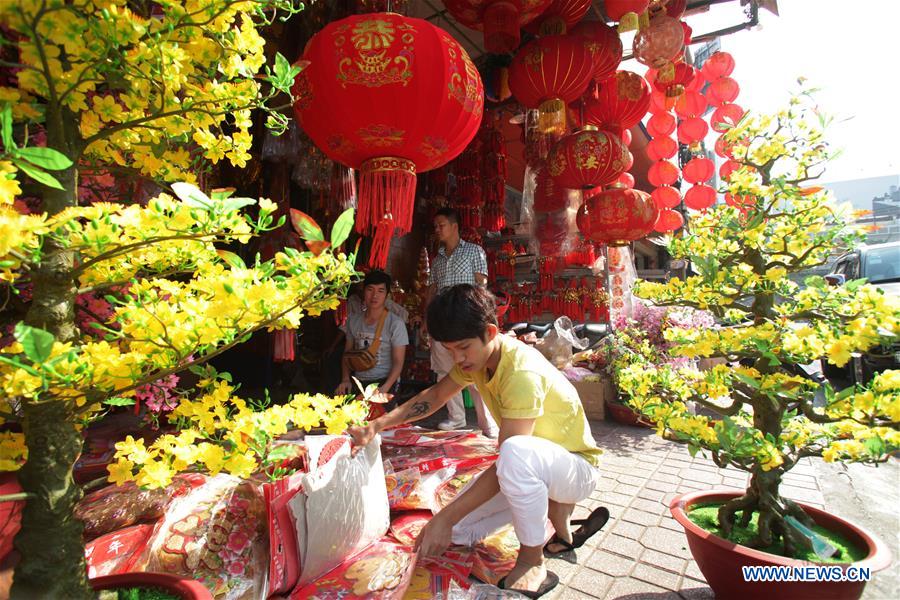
[368,310,389,356]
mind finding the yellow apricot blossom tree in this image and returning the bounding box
[617,87,900,558]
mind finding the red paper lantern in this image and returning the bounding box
[725,192,756,211]
[701,51,735,80]
[677,116,709,145]
[604,0,650,21]
[653,62,695,97]
[647,112,676,137]
[685,68,707,92]
[621,128,633,145]
[664,0,687,18]
[674,90,707,119]
[444,0,553,54]
[572,20,623,83]
[682,157,715,184]
[525,0,592,35]
[719,159,742,182]
[714,135,747,160]
[534,166,577,211]
[654,207,683,232]
[646,136,677,161]
[293,13,484,239]
[648,89,673,114]
[547,128,630,189]
[616,171,636,188]
[633,14,684,68]
[648,159,679,186]
[680,20,693,45]
[707,76,740,107]
[651,185,681,208]
[711,103,745,132]
[583,70,651,135]
[509,34,594,134]
[684,183,716,210]
[577,187,657,245]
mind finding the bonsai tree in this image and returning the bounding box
[617,86,900,558]
[0,1,367,597]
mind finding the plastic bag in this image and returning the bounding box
[470,525,520,587]
[447,580,528,599]
[85,524,155,578]
[534,316,589,369]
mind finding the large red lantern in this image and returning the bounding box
[675,90,708,119]
[633,14,684,68]
[682,157,715,184]
[583,70,651,135]
[571,21,623,82]
[676,116,709,145]
[702,51,736,79]
[443,0,553,54]
[684,184,717,210]
[577,187,657,245]
[547,128,630,189]
[648,159,679,186]
[604,0,650,31]
[654,208,684,232]
[653,62,695,97]
[707,76,740,107]
[711,103,745,132]
[651,185,681,209]
[646,136,677,161]
[293,13,484,245]
[509,34,594,134]
[525,0,592,35]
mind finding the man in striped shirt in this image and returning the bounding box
[426,207,498,437]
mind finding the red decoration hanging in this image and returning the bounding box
[676,116,709,145]
[616,171,636,188]
[577,187,657,245]
[368,216,395,268]
[647,112,676,137]
[571,20,623,83]
[547,128,630,189]
[711,103,745,132]
[621,128,633,145]
[651,185,681,208]
[633,14,685,68]
[583,70,651,135]
[674,90,708,119]
[685,68,707,92]
[684,183,716,210]
[534,166,576,211]
[646,136,677,160]
[653,62,695,98]
[443,0,554,54]
[725,192,756,211]
[682,157,715,184]
[707,77,741,107]
[654,207,683,232]
[701,51,736,80]
[525,0,592,35]
[604,0,651,31]
[647,159,679,186]
[663,0,687,18]
[509,34,594,134]
[293,13,483,237]
[714,135,747,160]
[719,159,742,182]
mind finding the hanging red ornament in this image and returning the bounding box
[547,128,630,189]
[674,90,708,119]
[706,76,741,107]
[664,0,687,18]
[633,14,684,68]
[676,116,709,145]
[616,171,636,188]
[701,51,736,80]
[648,89,674,113]
[684,183,716,210]
[368,216,395,268]
[647,159,679,186]
[646,136,678,160]
[711,103,745,132]
[572,20,623,83]
[293,13,483,237]
[719,159,742,182]
[577,187,657,245]
[534,166,577,211]
[604,0,651,32]
[651,185,681,208]
[647,112,676,137]
[525,0,592,35]
[623,150,634,171]
[443,0,554,54]
[714,134,747,160]
[725,192,756,211]
[583,70,651,135]
[654,207,684,232]
[682,157,715,184]
[621,128,633,145]
[653,62,695,98]
[509,34,594,134]
[681,21,693,45]
[685,68,707,93]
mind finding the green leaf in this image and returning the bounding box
[13,322,55,363]
[266,445,295,463]
[15,146,73,170]
[210,187,236,200]
[864,435,886,456]
[0,104,13,151]
[290,208,324,241]
[331,208,355,248]
[216,249,246,269]
[104,397,136,407]
[13,159,63,190]
[220,197,256,212]
[171,182,212,209]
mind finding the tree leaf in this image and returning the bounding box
[15,146,73,171]
[331,208,355,248]
[210,187,236,200]
[220,197,256,212]
[290,208,323,241]
[104,397,136,406]
[305,239,331,256]
[171,182,212,209]
[0,104,12,151]
[216,249,246,269]
[13,159,63,190]
[863,435,886,456]
[13,322,55,363]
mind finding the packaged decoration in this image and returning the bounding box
[85,524,155,578]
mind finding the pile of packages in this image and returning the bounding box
[75,426,524,599]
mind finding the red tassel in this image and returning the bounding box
[368,216,394,269]
[358,157,416,235]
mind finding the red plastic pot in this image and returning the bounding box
[91,572,212,599]
[670,489,892,600]
[605,400,653,428]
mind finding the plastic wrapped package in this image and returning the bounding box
[435,462,493,510]
[386,455,496,513]
[289,539,416,599]
[290,435,390,588]
[85,524,155,578]
[447,580,524,600]
[533,316,589,369]
[137,474,267,600]
[470,525,520,587]
[404,550,475,600]
[380,427,473,448]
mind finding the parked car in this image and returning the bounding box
[824,241,900,383]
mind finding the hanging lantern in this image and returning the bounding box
[701,51,736,80]
[682,157,715,184]
[719,159,743,182]
[648,88,674,113]
[509,34,594,134]
[651,185,681,208]
[707,76,741,107]
[654,207,684,232]
[583,70,651,135]
[714,134,748,160]
[604,0,651,32]
[577,187,657,245]
[443,0,554,54]
[633,14,684,68]
[725,192,756,211]
[663,0,687,18]
[653,62,694,98]
[647,111,676,137]
[547,128,630,189]
[293,13,484,240]
[684,183,717,210]
[572,21,623,83]
[616,171,636,188]
[674,90,708,119]
[685,68,707,93]
[676,116,709,146]
[711,103,745,132]
[526,0,592,35]
[647,159,679,186]
[680,21,693,45]
[646,136,678,161]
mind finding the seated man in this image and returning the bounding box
[349,285,607,598]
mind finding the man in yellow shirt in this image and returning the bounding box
[349,285,607,598]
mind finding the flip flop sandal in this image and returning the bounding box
[543,506,611,558]
[497,571,560,599]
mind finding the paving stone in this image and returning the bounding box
[641,527,693,559]
[610,520,646,540]
[613,483,642,496]
[781,475,820,490]
[632,562,683,591]
[781,485,825,505]
[546,556,583,585]
[600,491,636,507]
[657,464,681,475]
[549,587,598,600]
[599,533,644,559]
[594,476,618,491]
[604,577,669,598]
[651,472,682,484]
[637,488,667,502]
[645,479,674,492]
[658,516,684,533]
[683,561,706,582]
[616,473,650,487]
[638,547,688,574]
[722,477,748,490]
[630,497,668,514]
[678,469,723,485]
[622,507,662,527]
[584,550,635,577]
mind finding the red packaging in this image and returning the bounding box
[85,524,155,578]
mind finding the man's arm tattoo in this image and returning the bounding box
[406,398,431,418]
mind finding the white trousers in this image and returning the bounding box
[431,341,498,434]
[450,436,599,548]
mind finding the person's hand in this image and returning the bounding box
[346,421,376,455]
[335,380,352,395]
[414,513,454,558]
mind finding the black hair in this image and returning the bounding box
[363,270,392,290]
[427,284,497,342]
[434,207,460,225]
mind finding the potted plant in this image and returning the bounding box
[0,2,371,597]
[616,86,899,599]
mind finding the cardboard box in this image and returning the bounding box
[572,377,615,421]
